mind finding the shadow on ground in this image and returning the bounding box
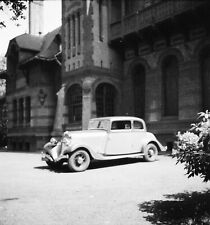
[139,190,210,225]
[34,157,145,173]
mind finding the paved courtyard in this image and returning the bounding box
[0,151,209,225]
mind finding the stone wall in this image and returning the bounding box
[122,31,210,146]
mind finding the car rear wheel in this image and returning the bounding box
[68,150,90,172]
[143,143,158,162]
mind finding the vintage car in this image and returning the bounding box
[41,116,164,172]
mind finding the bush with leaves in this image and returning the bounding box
[174,111,210,182]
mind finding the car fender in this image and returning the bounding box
[141,139,164,153]
[62,143,99,159]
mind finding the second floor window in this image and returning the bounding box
[13,99,17,125]
[25,96,31,124]
[19,98,24,125]
[68,17,71,49]
[125,1,137,15]
[77,12,81,45]
[111,0,121,23]
[72,15,76,47]
[99,0,103,41]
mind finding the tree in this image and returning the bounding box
[0,55,6,72]
[0,1,31,28]
[0,55,6,147]
[0,55,6,97]
[0,97,7,147]
[174,111,210,182]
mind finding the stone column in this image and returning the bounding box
[51,84,65,136]
[82,77,96,130]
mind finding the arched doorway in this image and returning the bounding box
[162,55,179,117]
[200,47,210,111]
[132,64,146,119]
[95,83,116,117]
[65,84,82,123]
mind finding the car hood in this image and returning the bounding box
[63,129,107,139]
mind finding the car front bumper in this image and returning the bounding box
[41,152,53,162]
[41,152,68,163]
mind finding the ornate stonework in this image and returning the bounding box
[82,77,96,95]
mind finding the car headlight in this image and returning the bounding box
[62,136,72,146]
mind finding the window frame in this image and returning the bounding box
[66,84,82,123]
[111,120,132,130]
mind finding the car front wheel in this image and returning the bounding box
[68,150,90,172]
[143,143,158,162]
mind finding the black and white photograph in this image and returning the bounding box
[0,0,210,224]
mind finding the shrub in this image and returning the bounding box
[174,111,210,182]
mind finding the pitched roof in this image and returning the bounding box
[37,27,61,58]
[21,27,61,65]
[6,27,61,66]
[15,33,43,52]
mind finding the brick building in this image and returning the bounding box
[5,0,210,151]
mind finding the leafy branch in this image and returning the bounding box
[0,1,31,28]
[174,111,210,182]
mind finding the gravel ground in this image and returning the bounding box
[0,152,209,225]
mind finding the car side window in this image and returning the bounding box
[133,121,143,129]
[111,121,131,130]
[97,120,110,130]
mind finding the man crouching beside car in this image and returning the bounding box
[42,137,63,168]
[42,132,72,169]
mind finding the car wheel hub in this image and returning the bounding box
[148,149,154,157]
[76,156,85,165]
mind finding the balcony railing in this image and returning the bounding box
[110,0,206,40]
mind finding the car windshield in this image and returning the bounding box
[88,119,110,131]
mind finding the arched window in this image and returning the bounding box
[132,64,146,119]
[162,55,179,117]
[200,47,210,111]
[96,83,116,117]
[66,84,82,123]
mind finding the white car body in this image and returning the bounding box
[42,116,164,171]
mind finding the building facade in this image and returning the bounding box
[5,0,210,151]
[61,0,123,133]
[61,0,210,150]
[6,29,61,151]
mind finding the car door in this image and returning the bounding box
[131,120,146,153]
[105,120,133,155]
